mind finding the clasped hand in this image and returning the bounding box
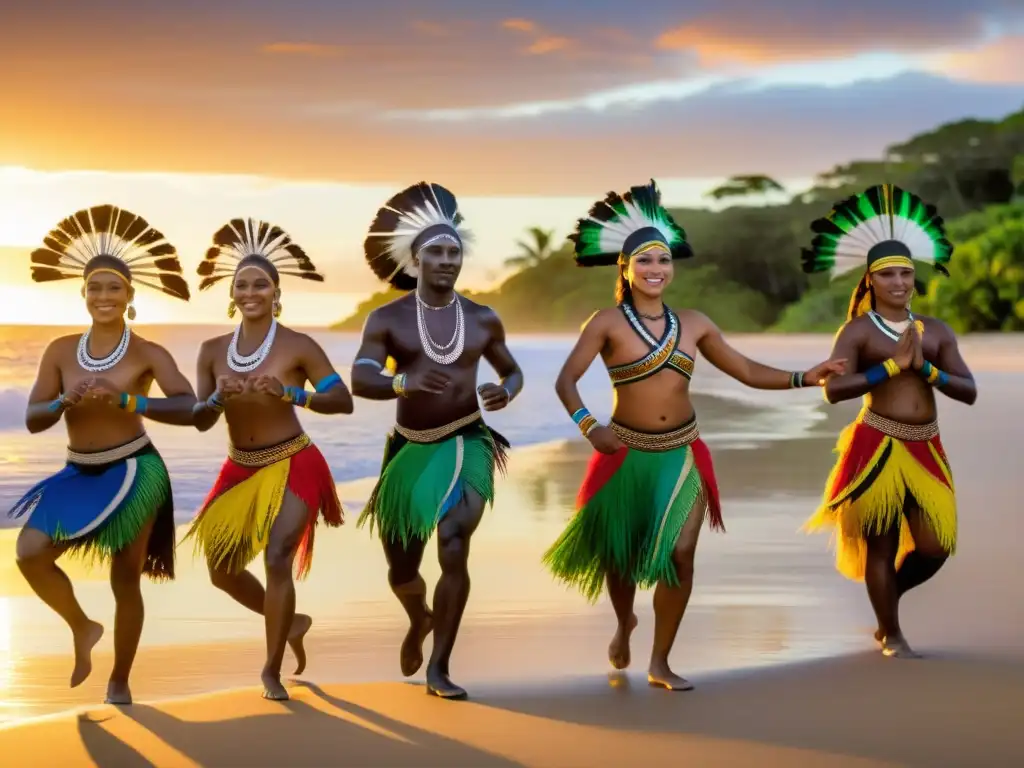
[214,374,284,400]
[892,322,924,371]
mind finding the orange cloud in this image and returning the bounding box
[502,18,537,33]
[262,42,344,58]
[526,36,574,55]
[410,20,449,37]
[928,36,1024,84]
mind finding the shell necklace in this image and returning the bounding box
[77,324,131,373]
[228,317,277,373]
[416,293,464,365]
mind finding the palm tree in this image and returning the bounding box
[505,226,557,271]
[705,175,786,201]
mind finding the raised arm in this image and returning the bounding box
[350,309,400,401]
[694,312,844,391]
[123,343,199,426]
[25,340,79,434]
[291,336,354,414]
[192,340,224,432]
[919,322,977,406]
[478,308,523,411]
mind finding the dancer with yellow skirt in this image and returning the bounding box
[11,205,196,704]
[543,180,845,690]
[188,219,352,699]
[800,184,978,658]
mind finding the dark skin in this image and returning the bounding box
[554,247,846,690]
[192,265,353,701]
[18,271,197,705]
[822,265,976,658]
[351,239,523,700]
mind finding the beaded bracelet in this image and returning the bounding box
[392,373,408,397]
[119,393,149,414]
[571,407,600,437]
[47,395,68,413]
[206,391,225,413]
[864,357,901,386]
[789,371,806,388]
[281,385,313,409]
[918,361,950,388]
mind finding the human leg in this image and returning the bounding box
[382,534,431,676]
[606,571,637,670]
[648,504,705,691]
[426,487,487,699]
[15,527,102,687]
[105,516,156,704]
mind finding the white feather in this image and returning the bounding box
[828,214,942,278]
[588,198,674,254]
[365,196,474,280]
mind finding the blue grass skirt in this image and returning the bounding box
[8,435,176,580]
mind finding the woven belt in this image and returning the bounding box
[228,433,311,467]
[67,433,151,466]
[394,410,482,444]
[862,409,938,441]
[610,419,700,451]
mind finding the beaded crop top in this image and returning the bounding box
[607,303,695,387]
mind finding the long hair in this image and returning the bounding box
[615,260,633,305]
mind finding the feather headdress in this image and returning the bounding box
[29,204,190,300]
[196,218,324,291]
[800,184,953,320]
[363,182,473,291]
[571,179,692,267]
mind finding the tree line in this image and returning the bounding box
[335,107,1024,334]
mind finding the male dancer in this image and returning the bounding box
[352,182,524,700]
[802,184,977,658]
[11,205,196,704]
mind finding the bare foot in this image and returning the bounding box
[608,613,638,670]
[881,635,922,659]
[288,613,312,675]
[105,680,132,706]
[426,667,468,700]
[648,661,694,691]
[874,628,884,644]
[71,621,104,688]
[400,611,434,677]
[261,671,289,701]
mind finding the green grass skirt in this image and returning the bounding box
[357,420,510,545]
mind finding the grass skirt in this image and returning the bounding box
[804,408,956,581]
[357,419,510,546]
[543,421,722,602]
[7,435,175,580]
[184,435,342,579]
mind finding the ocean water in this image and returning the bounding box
[0,324,833,520]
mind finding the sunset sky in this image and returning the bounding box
[1,1,1023,325]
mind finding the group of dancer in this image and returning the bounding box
[8,180,976,705]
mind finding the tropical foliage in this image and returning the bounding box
[335,107,1024,334]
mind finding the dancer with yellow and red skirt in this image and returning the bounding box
[543,180,844,690]
[800,184,977,658]
[188,218,352,699]
[10,205,196,704]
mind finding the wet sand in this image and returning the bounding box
[1,337,1022,764]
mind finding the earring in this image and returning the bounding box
[227,300,237,319]
[273,300,282,319]
[127,303,137,321]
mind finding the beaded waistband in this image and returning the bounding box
[610,419,700,451]
[394,410,482,444]
[67,434,151,466]
[861,409,938,441]
[228,433,311,467]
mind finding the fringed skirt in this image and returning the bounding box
[543,418,723,603]
[357,411,510,546]
[7,434,175,580]
[804,408,956,582]
[184,433,342,579]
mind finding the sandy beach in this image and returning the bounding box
[0,334,1022,765]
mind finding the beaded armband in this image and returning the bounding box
[119,393,149,414]
[864,358,901,386]
[282,386,313,409]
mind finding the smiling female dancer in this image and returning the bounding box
[10,205,196,704]
[800,184,977,658]
[543,180,845,691]
[188,219,352,700]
